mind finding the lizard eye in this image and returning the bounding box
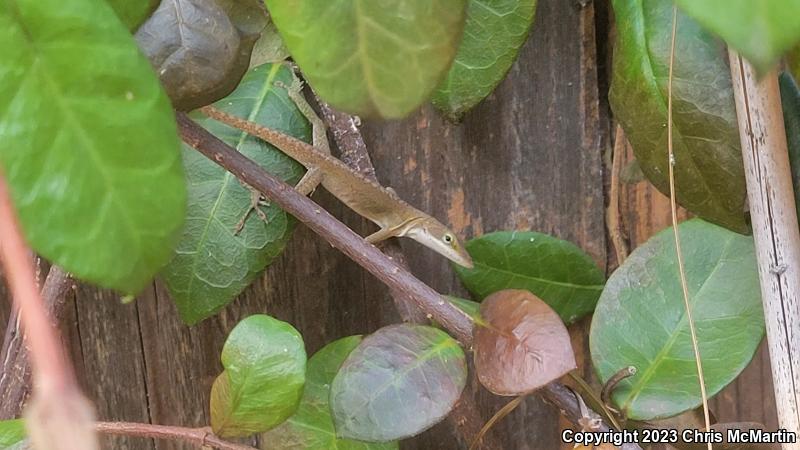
[443,234,454,245]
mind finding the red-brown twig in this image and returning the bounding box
[95,422,255,450]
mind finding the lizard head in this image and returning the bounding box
[405,218,474,269]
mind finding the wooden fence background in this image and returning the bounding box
[0,0,779,448]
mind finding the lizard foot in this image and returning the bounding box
[234,186,270,235]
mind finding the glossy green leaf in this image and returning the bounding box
[610,0,749,233]
[135,0,267,110]
[161,63,306,324]
[432,0,537,120]
[780,72,800,222]
[106,0,159,30]
[454,231,605,324]
[0,419,25,449]
[590,219,764,420]
[211,314,307,438]
[0,0,186,294]
[265,0,467,119]
[262,336,399,450]
[330,324,467,442]
[675,0,800,75]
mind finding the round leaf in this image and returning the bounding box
[263,336,398,449]
[265,0,467,119]
[610,0,749,233]
[675,0,800,76]
[161,63,306,325]
[432,0,537,120]
[474,289,576,395]
[0,0,186,294]
[211,315,307,438]
[135,0,267,111]
[454,231,605,324]
[330,324,467,442]
[590,219,764,420]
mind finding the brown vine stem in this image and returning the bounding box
[95,422,255,450]
[666,6,712,448]
[176,111,643,450]
[177,111,474,344]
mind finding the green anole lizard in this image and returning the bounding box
[200,82,474,269]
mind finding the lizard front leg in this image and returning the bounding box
[277,75,330,196]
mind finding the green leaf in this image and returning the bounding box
[0,419,25,449]
[432,0,537,120]
[211,314,307,438]
[135,0,267,111]
[445,295,483,325]
[106,0,159,30]
[262,336,399,450]
[250,21,291,68]
[789,45,800,80]
[0,0,186,294]
[780,72,800,223]
[610,0,749,234]
[454,231,605,324]
[675,0,800,75]
[161,63,307,325]
[330,324,467,442]
[590,219,764,420]
[265,0,467,119]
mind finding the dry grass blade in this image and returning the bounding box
[470,396,526,450]
[666,6,712,449]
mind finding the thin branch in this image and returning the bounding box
[0,265,72,419]
[0,177,71,391]
[665,7,712,447]
[176,112,643,450]
[177,112,474,344]
[600,366,636,410]
[608,124,629,266]
[95,422,255,450]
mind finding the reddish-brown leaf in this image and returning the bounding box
[474,289,576,395]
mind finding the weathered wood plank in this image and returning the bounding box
[361,1,606,448]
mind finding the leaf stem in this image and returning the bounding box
[95,422,256,450]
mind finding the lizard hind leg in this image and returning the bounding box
[276,76,331,156]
